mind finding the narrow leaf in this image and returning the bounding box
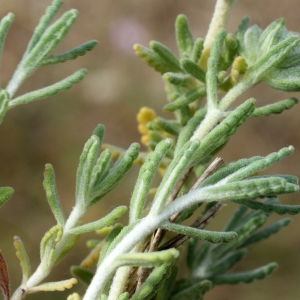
[71,266,94,285]
[28,278,77,293]
[114,249,179,269]
[117,292,129,300]
[0,90,9,125]
[163,86,206,112]
[252,97,298,117]
[161,222,237,243]
[26,0,64,52]
[9,69,87,108]
[41,40,98,65]
[239,218,291,248]
[191,38,204,63]
[88,143,140,206]
[13,236,31,284]
[181,58,206,83]
[69,206,127,235]
[163,72,193,87]
[0,187,13,207]
[156,265,178,300]
[43,164,65,226]
[223,205,248,232]
[150,41,182,72]
[130,139,172,223]
[210,262,278,285]
[130,263,173,300]
[232,198,300,215]
[175,14,194,58]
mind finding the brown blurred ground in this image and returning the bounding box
[0,0,300,299]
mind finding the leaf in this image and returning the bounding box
[163,85,206,112]
[150,41,182,72]
[206,29,226,109]
[252,97,298,116]
[170,280,212,300]
[163,72,194,87]
[223,205,248,232]
[210,262,278,285]
[26,0,64,52]
[175,14,194,58]
[69,206,127,235]
[0,187,13,207]
[231,199,300,215]
[130,263,173,300]
[161,222,237,243]
[117,292,129,300]
[191,38,204,63]
[0,252,10,300]
[238,218,291,248]
[0,90,9,125]
[40,225,63,269]
[41,40,98,65]
[76,135,101,208]
[150,140,200,215]
[13,236,31,285]
[43,164,65,226]
[155,265,178,300]
[88,143,140,206]
[114,249,179,269]
[71,266,94,285]
[192,99,256,164]
[180,58,206,82]
[9,69,88,108]
[28,278,77,293]
[130,139,172,223]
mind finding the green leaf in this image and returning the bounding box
[180,58,206,83]
[235,16,250,57]
[0,186,13,207]
[163,85,206,112]
[161,222,237,243]
[155,265,178,300]
[163,72,194,87]
[13,236,31,284]
[130,263,173,300]
[238,218,291,248]
[192,99,255,164]
[210,262,278,284]
[231,198,300,215]
[41,40,98,65]
[40,225,63,269]
[9,69,87,108]
[170,280,212,300]
[175,107,206,156]
[69,206,127,235]
[147,118,180,136]
[219,146,294,184]
[98,224,123,265]
[223,205,248,232]
[26,0,64,52]
[88,143,140,206]
[117,292,129,300]
[218,34,237,71]
[206,29,226,109]
[71,266,94,285]
[134,44,174,74]
[150,41,182,72]
[114,249,179,268]
[75,135,101,208]
[92,124,105,143]
[22,9,78,76]
[252,97,298,116]
[191,38,204,63]
[89,149,113,190]
[150,140,200,214]
[0,90,9,125]
[0,13,14,85]
[43,164,65,226]
[206,249,246,277]
[175,14,194,58]
[130,139,172,223]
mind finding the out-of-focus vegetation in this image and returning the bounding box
[0,1,299,299]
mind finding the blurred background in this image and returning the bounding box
[0,0,300,299]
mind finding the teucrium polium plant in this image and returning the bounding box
[0,0,300,299]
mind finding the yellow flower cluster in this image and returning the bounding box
[136,107,156,145]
